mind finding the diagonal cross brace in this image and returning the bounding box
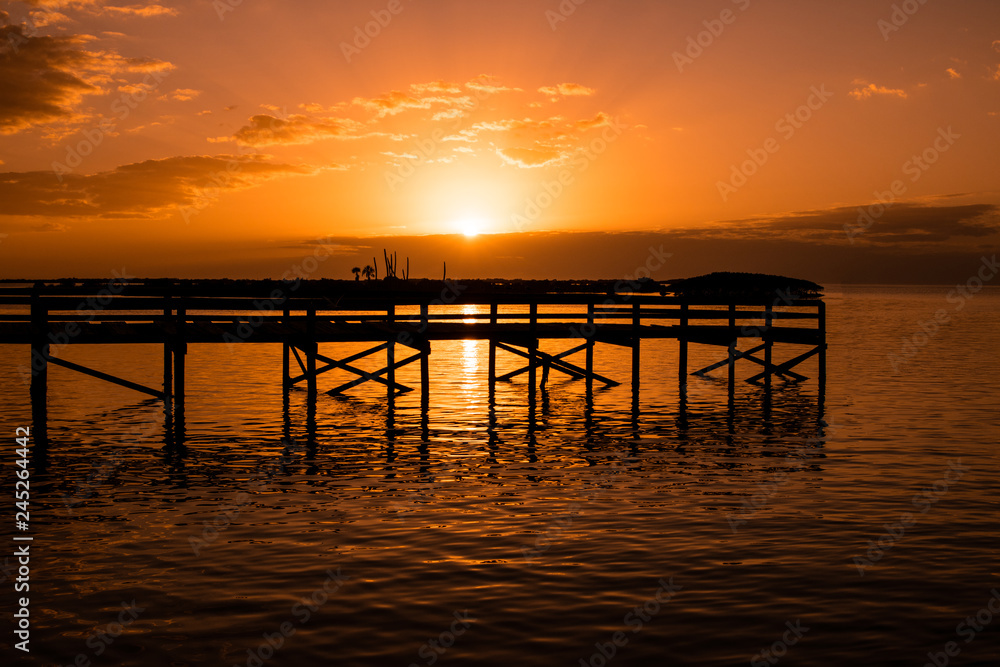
[47,356,166,399]
[495,342,588,381]
[326,352,421,395]
[745,345,824,385]
[692,343,767,376]
[288,342,389,385]
[495,341,619,387]
[739,352,808,383]
[691,343,806,382]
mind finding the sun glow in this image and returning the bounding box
[455,216,488,237]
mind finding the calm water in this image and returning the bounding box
[2,286,998,666]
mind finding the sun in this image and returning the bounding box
[456,216,488,237]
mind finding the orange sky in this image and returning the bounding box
[0,0,998,282]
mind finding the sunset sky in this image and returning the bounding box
[1,0,998,282]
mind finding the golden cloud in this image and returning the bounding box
[848,82,908,100]
[538,82,596,98]
[496,146,567,168]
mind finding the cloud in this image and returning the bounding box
[0,155,321,218]
[702,201,999,246]
[410,81,464,95]
[848,82,908,100]
[465,74,522,94]
[575,112,614,130]
[538,83,596,98]
[0,17,174,134]
[217,79,622,170]
[471,117,560,133]
[20,1,178,19]
[170,88,201,101]
[102,4,178,18]
[432,108,466,121]
[352,89,473,117]
[28,9,70,27]
[496,146,567,168]
[946,67,962,79]
[221,114,365,147]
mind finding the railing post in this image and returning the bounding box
[678,301,688,391]
[528,302,537,401]
[421,303,430,402]
[163,295,173,417]
[282,306,290,391]
[818,300,827,389]
[173,303,186,432]
[728,302,737,388]
[488,303,497,389]
[307,304,317,405]
[586,302,595,393]
[29,289,48,429]
[387,304,395,408]
[631,301,641,395]
[764,302,773,391]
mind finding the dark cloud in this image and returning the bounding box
[702,202,1000,246]
[222,114,364,147]
[0,16,173,134]
[0,155,320,218]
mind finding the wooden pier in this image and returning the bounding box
[0,279,826,442]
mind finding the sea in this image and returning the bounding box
[1,285,998,666]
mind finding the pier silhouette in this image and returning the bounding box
[1,277,826,446]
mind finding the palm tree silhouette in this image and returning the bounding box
[351,266,361,281]
[361,265,375,281]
